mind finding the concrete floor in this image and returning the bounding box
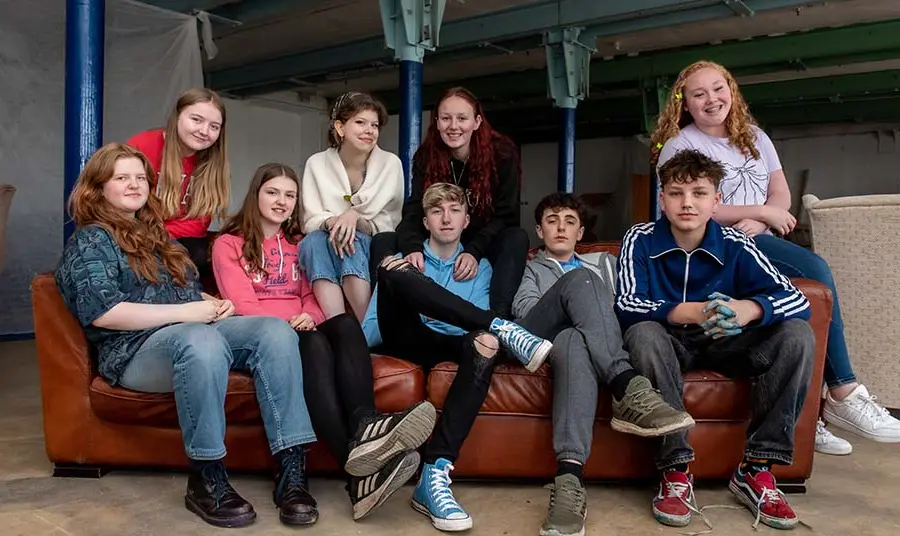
[1,339,898,536]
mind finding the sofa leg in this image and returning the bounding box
[777,479,807,494]
[53,463,108,478]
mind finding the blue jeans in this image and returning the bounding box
[754,234,857,387]
[300,230,372,284]
[119,316,316,460]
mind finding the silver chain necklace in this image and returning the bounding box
[450,159,467,186]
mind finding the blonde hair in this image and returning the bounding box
[650,60,760,167]
[159,87,230,221]
[422,183,468,213]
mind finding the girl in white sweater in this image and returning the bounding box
[300,92,404,320]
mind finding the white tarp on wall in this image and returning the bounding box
[0,0,203,335]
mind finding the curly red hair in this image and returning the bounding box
[414,87,519,217]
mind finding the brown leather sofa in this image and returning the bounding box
[32,242,831,489]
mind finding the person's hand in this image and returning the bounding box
[453,252,478,281]
[329,210,359,258]
[289,313,316,331]
[701,292,762,338]
[403,252,425,272]
[760,206,797,236]
[214,299,235,321]
[181,300,219,323]
[733,218,768,237]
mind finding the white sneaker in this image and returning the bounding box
[815,419,852,455]
[823,384,900,443]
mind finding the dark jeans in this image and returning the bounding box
[623,319,814,469]
[177,235,212,283]
[299,314,376,466]
[374,263,499,463]
[370,227,529,319]
[518,269,634,463]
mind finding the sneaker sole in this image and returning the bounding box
[353,451,420,521]
[538,508,587,536]
[652,505,691,527]
[610,413,695,438]
[184,496,257,528]
[411,499,473,532]
[345,402,437,477]
[524,340,554,373]
[822,408,900,443]
[728,479,798,530]
[815,442,853,456]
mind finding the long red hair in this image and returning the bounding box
[414,87,519,217]
[68,143,195,286]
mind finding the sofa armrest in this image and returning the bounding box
[31,273,96,463]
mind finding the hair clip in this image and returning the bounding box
[343,194,352,202]
[674,92,683,100]
[656,143,663,149]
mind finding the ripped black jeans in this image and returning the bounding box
[373,261,499,464]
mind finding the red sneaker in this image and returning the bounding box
[652,469,695,527]
[729,468,799,530]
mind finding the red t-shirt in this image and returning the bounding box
[126,129,211,239]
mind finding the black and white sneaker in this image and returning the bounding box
[345,401,436,477]
[350,450,421,521]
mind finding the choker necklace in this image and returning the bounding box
[450,159,467,186]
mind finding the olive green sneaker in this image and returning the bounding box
[539,474,587,536]
[610,376,695,437]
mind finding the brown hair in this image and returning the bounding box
[649,61,760,167]
[217,163,304,277]
[158,87,230,221]
[658,149,726,190]
[422,183,468,213]
[328,92,389,148]
[68,143,195,286]
[534,192,587,226]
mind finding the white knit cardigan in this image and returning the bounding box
[300,146,404,235]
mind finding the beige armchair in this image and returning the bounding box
[0,184,15,277]
[803,194,900,408]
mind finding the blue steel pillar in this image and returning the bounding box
[558,107,576,193]
[65,0,105,242]
[380,0,446,198]
[545,28,593,194]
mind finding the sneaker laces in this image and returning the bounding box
[494,323,534,357]
[282,450,308,492]
[661,478,741,536]
[428,463,463,514]
[631,386,667,411]
[853,392,893,423]
[546,479,585,518]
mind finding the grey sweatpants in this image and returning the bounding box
[519,269,633,464]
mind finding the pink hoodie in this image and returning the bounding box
[212,232,325,325]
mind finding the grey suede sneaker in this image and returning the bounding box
[610,376,695,437]
[539,474,587,536]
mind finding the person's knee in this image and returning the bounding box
[179,324,230,369]
[300,230,330,253]
[806,252,835,285]
[550,328,590,370]
[380,256,412,272]
[472,332,499,359]
[623,321,671,367]
[773,319,816,369]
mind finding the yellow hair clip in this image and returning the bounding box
[675,92,683,100]
[656,143,663,149]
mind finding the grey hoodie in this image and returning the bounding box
[512,249,618,320]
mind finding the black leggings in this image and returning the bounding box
[177,235,212,283]
[369,227,529,319]
[299,313,376,466]
[374,263,499,463]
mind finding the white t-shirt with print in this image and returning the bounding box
[657,123,782,207]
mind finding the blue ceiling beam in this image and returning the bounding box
[207,0,831,93]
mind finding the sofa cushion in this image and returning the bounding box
[91,355,426,426]
[427,362,752,421]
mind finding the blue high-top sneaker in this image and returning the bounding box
[411,458,473,532]
[489,318,553,373]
